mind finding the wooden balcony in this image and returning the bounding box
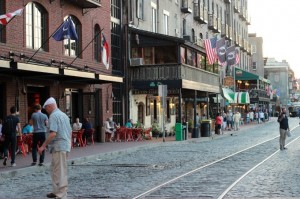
[130,64,219,92]
[181,0,192,13]
[193,3,207,24]
[208,14,218,32]
[64,0,101,8]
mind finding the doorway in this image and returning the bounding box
[27,86,49,120]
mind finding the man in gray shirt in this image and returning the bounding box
[38,97,72,199]
[31,104,48,166]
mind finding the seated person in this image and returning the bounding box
[72,117,82,131]
[105,117,116,142]
[125,119,133,128]
[81,117,93,144]
[22,119,33,154]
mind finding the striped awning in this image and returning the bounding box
[222,88,235,103]
[232,92,250,104]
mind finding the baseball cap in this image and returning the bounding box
[43,97,56,108]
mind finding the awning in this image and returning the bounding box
[222,88,235,103]
[222,88,250,104]
[235,67,259,80]
[232,92,250,104]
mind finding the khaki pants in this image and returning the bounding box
[51,151,68,199]
[279,128,287,149]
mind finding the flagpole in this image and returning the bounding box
[27,18,69,63]
[68,28,104,66]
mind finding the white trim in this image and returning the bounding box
[64,69,95,78]
[0,60,10,68]
[163,9,170,16]
[17,63,59,74]
[151,1,157,9]
[98,74,123,83]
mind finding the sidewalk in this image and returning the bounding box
[0,118,275,177]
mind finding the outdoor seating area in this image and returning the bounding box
[110,127,152,142]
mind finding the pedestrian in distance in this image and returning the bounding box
[2,106,22,167]
[277,107,289,150]
[38,97,72,199]
[31,104,48,166]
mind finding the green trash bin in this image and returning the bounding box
[175,123,183,141]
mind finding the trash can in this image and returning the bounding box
[191,127,200,138]
[175,123,183,141]
[201,120,211,137]
[182,122,188,140]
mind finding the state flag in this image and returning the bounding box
[52,16,78,41]
[101,32,110,69]
[226,45,236,66]
[216,37,226,64]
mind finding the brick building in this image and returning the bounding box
[0,0,122,139]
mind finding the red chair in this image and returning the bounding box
[126,128,134,142]
[144,128,152,140]
[117,127,127,142]
[76,129,85,147]
[17,135,26,157]
[132,128,143,141]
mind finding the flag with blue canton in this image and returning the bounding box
[52,16,78,41]
[204,36,217,65]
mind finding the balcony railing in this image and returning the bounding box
[208,14,218,32]
[249,89,270,100]
[130,64,219,87]
[65,0,101,8]
[193,3,207,24]
[181,0,192,13]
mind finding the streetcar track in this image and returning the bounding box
[133,125,299,199]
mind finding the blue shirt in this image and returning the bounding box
[31,111,48,133]
[48,108,72,153]
[125,122,133,128]
[22,124,33,134]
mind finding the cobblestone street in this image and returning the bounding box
[0,117,300,198]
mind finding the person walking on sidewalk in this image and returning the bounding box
[277,107,289,150]
[2,106,22,167]
[38,97,72,199]
[31,104,48,166]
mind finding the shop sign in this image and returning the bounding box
[224,76,234,86]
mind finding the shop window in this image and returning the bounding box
[144,47,154,64]
[187,48,196,67]
[197,53,205,69]
[180,47,186,64]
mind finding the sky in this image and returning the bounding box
[248,0,300,78]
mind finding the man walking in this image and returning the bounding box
[31,104,48,166]
[38,97,72,199]
[277,107,289,150]
[2,106,21,167]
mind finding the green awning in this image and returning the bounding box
[233,92,250,104]
[222,88,235,103]
[235,67,259,80]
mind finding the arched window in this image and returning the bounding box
[94,24,101,62]
[64,16,81,57]
[25,2,48,50]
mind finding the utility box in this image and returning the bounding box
[175,123,183,141]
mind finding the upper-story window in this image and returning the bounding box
[183,19,186,35]
[94,24,101,62]
[151,2,157,33]
[163,10,169,35]
[252,62,257,70]
[26,2,48,50]
[251,44,257,54]
[63,16,81,57]
[136,0,144,20]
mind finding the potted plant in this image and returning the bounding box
[151,121,161,138]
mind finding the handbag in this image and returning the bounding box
[287,130,291,137]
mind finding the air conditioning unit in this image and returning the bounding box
[130,58,144,66]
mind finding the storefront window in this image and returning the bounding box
[180,47,186,64]
[187,48,196,67]
[144,47,154,64]
[197,53,205,69]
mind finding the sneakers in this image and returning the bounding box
[38,163,44,166]
[31,162,37,166]
[11,163,16,167]
[46,193,57,198]
[3,157,7,166]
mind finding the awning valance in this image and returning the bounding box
[235,67,259,80]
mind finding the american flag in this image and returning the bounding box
[0,8,23,25]
[204,37,217,65]
[235,47,240,65]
